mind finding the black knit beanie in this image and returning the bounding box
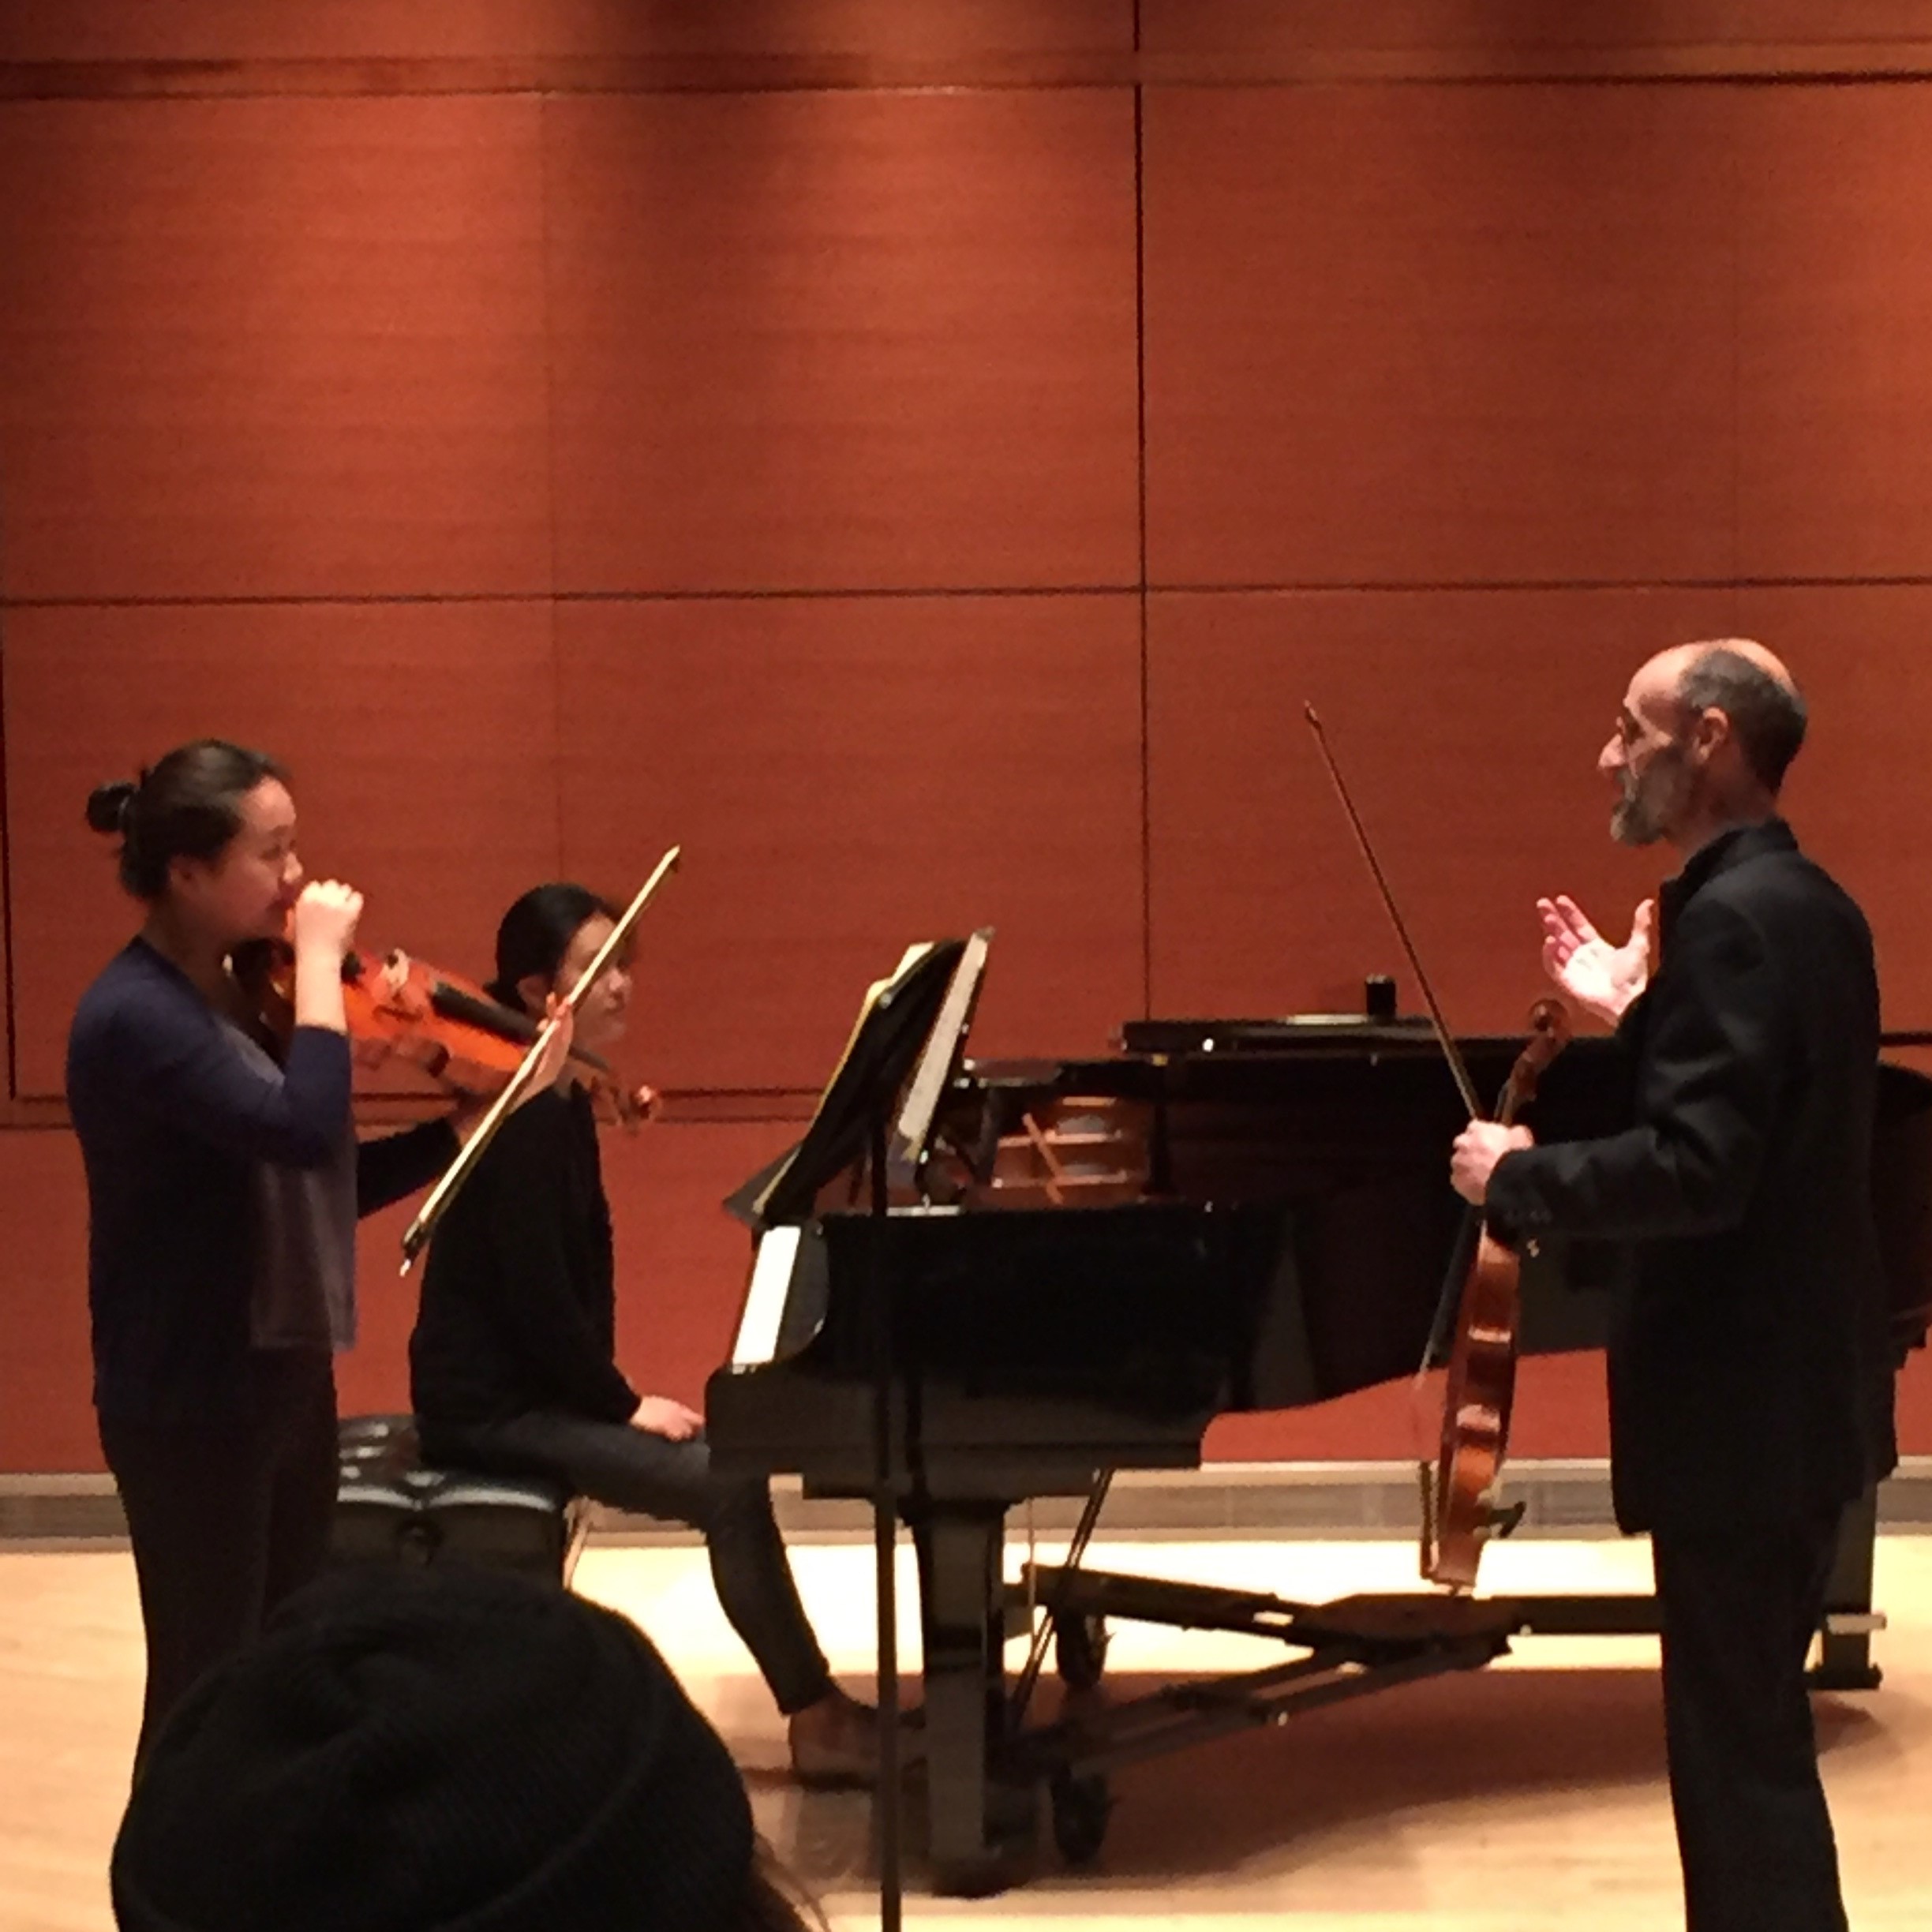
[110,1564,754,1932]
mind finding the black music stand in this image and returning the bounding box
[724,935,976,1926]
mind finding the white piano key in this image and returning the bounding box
[733,1225,802,1368]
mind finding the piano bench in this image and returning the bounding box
[332,1413,591,1586]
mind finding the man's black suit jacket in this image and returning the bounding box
[1487,818,1895,1537]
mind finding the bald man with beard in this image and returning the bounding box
[1451,642,1893,1932]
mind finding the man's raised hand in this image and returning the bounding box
[1538,894,1655,1025]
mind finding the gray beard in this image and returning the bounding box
[1610,744,1687,847]
[1611,788,1666,846]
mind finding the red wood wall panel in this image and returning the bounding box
[1140,2,1932,58]
[1208,1354,1615,1464]
[545,88,1140,594]
[1730,585,1932,1027]
[1215,1350,1932,1466]
[0,1,1134,64]
[554,594,1144,1092]
[0,97,550,601]
[9,2,1921,68]
[1146,587,1739,1028]
[0,755,11,1089]
[551,0,1133,62]
[7,13,1932,1477]
[1142,84,1738,589]
[0,1133,95,1470]
[1735,89,1932,580]
[5,601,562,1096]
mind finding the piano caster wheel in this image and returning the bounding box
[1055,1614,1110,1692]
[1049,1768,1113,1865]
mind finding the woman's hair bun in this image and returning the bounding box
[85,779,140,837]
[85,745,284,900]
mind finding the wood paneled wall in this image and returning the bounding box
[6,5,1932,1473]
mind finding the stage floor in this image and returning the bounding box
[5,1532,1930,1930]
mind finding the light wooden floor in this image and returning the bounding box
[6,1532,1931,1930]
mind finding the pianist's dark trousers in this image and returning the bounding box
[421,1409,835,1715]
[1649,1503,1848,1932]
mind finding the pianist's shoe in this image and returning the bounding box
[788,1685,924,1788]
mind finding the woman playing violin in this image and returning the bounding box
[66,740,567,1774]
[408,883,895,1784]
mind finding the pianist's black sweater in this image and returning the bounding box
[409,1085,640,1430]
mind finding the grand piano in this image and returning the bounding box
[706,950,1932,1895]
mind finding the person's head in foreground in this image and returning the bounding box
[112,1562,819,1932]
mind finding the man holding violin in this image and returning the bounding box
[1449,641,1892,1932]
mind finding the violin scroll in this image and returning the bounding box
[1498,997,1571,1126]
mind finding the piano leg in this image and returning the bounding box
[915,1501,1035,1895]
[1810,1481,1884,1691]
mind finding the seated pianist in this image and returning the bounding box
[407,882,906,1784]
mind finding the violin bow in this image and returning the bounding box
[399,844,682,1273]
[1303,706,1484,1121]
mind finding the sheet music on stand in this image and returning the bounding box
[725,934,972,1233]
[889,925,994,1185]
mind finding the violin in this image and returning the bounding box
[230,938,657,1129]
[1422,998,1570,1589]
[1304,706,1572,1592]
